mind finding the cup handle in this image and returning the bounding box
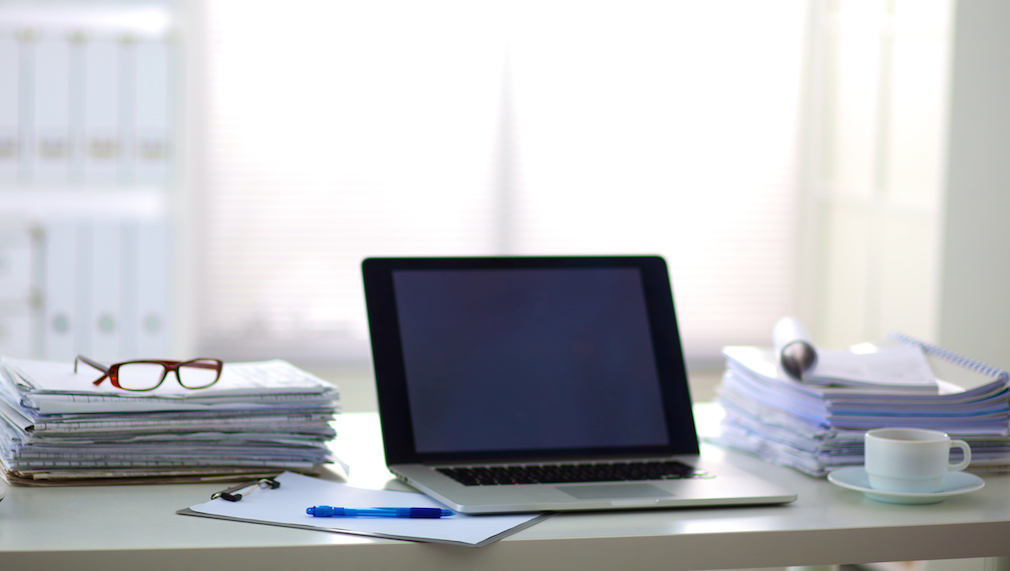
[949,439,972,472]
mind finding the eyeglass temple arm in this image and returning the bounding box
[75,355,112,386]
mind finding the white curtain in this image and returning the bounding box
[199,0,807,363]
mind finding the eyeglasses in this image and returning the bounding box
[74,355,224,392]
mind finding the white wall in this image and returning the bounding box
[803,0,1010,386]
[806,0,952,352]
[937,0,1010,371]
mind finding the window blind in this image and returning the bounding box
[199,0,806,364]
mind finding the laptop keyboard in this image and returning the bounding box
[437,460,710,486]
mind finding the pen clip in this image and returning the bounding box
[211,477,281,502]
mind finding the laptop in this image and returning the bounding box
[361,255,796,514]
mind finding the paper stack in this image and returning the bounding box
[713,323,1010,476]
[0,357,340,486]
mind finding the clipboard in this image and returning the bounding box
[178,471,550,547]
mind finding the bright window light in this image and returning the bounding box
[199,0,807,365]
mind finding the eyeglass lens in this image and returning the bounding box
[116,363,168,391]
[177,359,221,389]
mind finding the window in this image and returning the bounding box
[198,0,807,365]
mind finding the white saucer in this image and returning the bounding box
[828,467,984,504]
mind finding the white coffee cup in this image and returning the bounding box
[864,428,971,493]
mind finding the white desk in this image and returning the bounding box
[2,410,1009,571]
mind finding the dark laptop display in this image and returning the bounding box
[364,257,697,464]
[397,267,671,454]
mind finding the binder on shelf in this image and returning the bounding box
[118,219,171,360]
[0,309,33,359]
[42,221,78,362]
[0,33,20,183]
[83,37,121,185]
[73,219,93,358]
[42,218,172,363]
[0,224,34,302]
[118,221,140,359]
[33,34,73,184]
[132,38,171,186]
[134,219,170,358]
[89,222,122,362]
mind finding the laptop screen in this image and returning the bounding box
[362,256,699,464]
[392,267,669,454]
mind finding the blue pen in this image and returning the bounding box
[306,506,455,518]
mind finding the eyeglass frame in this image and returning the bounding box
[74,354,224,392]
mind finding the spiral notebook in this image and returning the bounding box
[888,332,1010,392]
[772,316,1009,393]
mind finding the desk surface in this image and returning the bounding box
[2,408,1010,571]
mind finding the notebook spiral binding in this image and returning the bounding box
[888,332,1010,383]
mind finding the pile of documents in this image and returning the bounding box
[713,320,1010,476]
[0,357,340,486]
[715,346,1010,476]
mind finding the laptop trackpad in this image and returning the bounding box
[557,483,673,500]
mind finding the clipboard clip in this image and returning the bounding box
[211,477,281,502]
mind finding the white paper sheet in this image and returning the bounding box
[807,346,937,388]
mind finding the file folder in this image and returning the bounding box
[33,34,73,184]
[132,38,171,186]
[119,219,171,360]
[0,33,19,183]
[89,222,122,362]
[0,309,33,359]
[0,224,34,302]
[0,224,37,359]
[43,221,78,361]
[119,221,140,359]
[135,219,171,357]
[83,37,121,184]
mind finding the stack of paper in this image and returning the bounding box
[714,346,1010,476]
[0,357,340,485]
